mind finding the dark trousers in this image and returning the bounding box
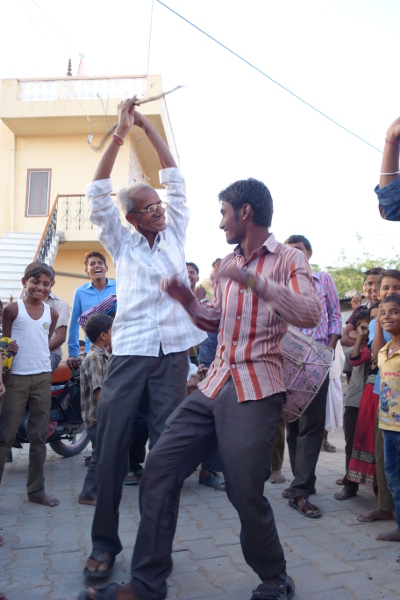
[271,416,286,471]
[128,410,148,472]
[286,375,329,498]
[130,378,286,600]
[91,349,188,556]
[79,424,97,500]
[343,406,359,490]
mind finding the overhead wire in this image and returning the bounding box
[147,0,155,76]
[155,0,382,154]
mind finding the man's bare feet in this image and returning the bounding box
[357,507,394,522]
[270,469,286,484]
[0,535,5,547]
[78,496,97,506]
[376,528,400,541]
[28,491,60,507]
[85,582,137,599]
[334,487,357,501]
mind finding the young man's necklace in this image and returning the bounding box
[388,344,400,357]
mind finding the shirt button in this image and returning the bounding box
[233,341,237,346]
[237,316,241,320]
[232,364,236,369]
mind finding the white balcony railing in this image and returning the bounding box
[19,77,147,102]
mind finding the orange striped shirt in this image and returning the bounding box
[188,234,321,402]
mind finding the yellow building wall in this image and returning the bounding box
[0,122,13,236]
[7,133,131,234]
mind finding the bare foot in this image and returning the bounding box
[270,470,286,484]
[376,528,400,541]
[28,491,60,507]
[0,536,4,547]
[357,507,394,522]
[86,582,137,599]
[334,487,357,501]
[78,496,97,506]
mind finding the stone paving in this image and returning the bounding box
[1,429,400,600]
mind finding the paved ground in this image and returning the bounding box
[1,429,400,600]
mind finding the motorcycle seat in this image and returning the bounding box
[52,362,72,383]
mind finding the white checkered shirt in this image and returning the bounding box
[86,168,206,356]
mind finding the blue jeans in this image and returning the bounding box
[383,429,400,530]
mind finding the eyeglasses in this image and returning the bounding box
[132,201,168,215]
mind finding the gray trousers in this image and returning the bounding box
[91,349,188,556]
[130,378,286,600]
[286,375,329,498]
[79,424,97,501]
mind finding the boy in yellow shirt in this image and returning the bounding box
[378,293,400,564]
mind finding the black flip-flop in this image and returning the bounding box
[250,574,295,599]
[83,550,115,580]
[78,582,119,599]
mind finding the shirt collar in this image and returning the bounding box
[87,277,112,290]
[233,232,277,261]
[89,343,109,357]
[311,271,322,282]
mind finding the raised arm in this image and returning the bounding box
[93,97,176,183]
[379,117,400,189]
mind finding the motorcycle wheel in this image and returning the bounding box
[49,429,90,457]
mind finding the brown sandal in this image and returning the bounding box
[288,496,321,518]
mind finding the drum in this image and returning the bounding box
[281,327,333,422]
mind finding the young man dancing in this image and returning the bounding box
[79,152,321,600]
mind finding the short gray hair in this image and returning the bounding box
[117,182,154,215]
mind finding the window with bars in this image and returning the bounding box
[26,170,51,216]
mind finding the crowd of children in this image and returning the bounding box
[333,269,400,564]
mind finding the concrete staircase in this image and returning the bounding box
[0,232,41,302]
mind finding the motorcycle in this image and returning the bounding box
[14,362,90,457]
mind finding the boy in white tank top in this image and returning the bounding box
[0,262,59,507]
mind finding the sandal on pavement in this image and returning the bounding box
[78,582,119,600]
[83,550,115,580]
[78,581,138,600]
[288,496,321,518]
[123,471,140,486]
[282,487,316,499]
[199,471,226,491]
[321,441,337,452]
[270,476,286,484]
[250,574,295,599]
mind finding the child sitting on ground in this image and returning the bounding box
[377,293,400,563]
[0,262,59,507]
[78,314,113,506]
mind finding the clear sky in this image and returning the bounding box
[1,0,399,282]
